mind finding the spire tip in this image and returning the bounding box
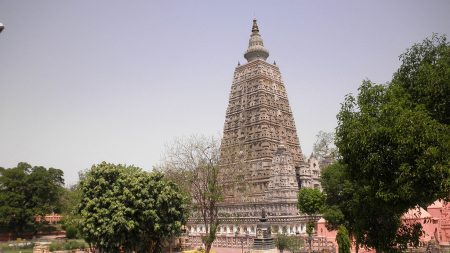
[244,18,269,62]
[252,19,259,33]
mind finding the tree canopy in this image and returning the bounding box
[0,162,64,236]
[297,188,325,216]
[59,182,83,239]
[325,34,450,252]
[321,162,356,236]
[78,162,188,253]
[297,187,325,246]
[393,34,450,125]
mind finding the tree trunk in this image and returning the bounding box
[148,240,159,253]
[205,243,212,253]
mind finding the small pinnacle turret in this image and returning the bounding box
[244,19,269,62]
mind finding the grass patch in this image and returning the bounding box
[0,239,87,252]
[0,249,33,253]
[49,239,87,251]
[0,242,33,253]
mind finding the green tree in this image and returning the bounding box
[286,236,304,253]
[322,205,345,231]
[78,162,188,253]
[336,225,351,253]
[321,162,362,250]
[326,35,450,252]
[305,222,314,237]
[336,79,449,252]
[297,188,325,217]
[297,188,325,251]
[60,184,83,239]
[393,34,450,125]
[0,162,64,237]
[275,234,304,253]
[275,233,290,253]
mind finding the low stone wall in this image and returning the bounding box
[188,234,335,252]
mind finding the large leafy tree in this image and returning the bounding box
[78,162,188,253]
[331,35,450,252]
[335,80,449,252]
[0,162,64,236]
[321,163,349,230]
[393,34,450,125]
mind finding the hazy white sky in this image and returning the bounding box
[1,1,449,185]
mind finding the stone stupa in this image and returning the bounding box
[250,209,277,253]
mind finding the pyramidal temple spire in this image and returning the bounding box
[244,19,269,62]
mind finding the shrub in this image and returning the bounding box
[65,226,78,239]
[336,225,351,253]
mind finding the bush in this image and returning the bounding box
[49,240,86,251]
[336,225,351,253]
[275,233,290,252]
[65,226,78,239]
[49,242,63,251]
[276,234,304,253]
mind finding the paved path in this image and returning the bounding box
[211,248,250,253]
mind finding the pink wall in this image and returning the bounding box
[317,218,337,241]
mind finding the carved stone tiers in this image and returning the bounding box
[187,19,323,249]
[220,58,305,203]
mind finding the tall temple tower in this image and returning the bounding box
[219,19,305,205]
[187,19,321,247]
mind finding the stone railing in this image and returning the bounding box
[188,234,335,252]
